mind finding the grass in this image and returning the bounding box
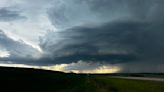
[92,76,164,92]
[0,67,164,92]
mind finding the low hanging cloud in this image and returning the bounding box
[39,0,164,72]
[40,21,139,64]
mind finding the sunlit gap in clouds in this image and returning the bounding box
[0,50,10,58]
[70,66,121,74]
[0,61,121,74]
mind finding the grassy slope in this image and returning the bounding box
[0,67,164,92]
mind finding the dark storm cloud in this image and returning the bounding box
[40,21,147,64]
[39,21,164,66]
[119,61,164,73]
[48,0,164,29]
[40,0,164,68]
[0,8,26,21]
[1,0,164,73]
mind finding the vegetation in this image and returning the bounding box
[0,67,164,92]
[91,76,164,92]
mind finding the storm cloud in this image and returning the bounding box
[44,1,164,60]
[39,0,164,72]
[0,0,164,73]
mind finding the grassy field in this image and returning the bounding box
[90,76,164,92]
[0,67,164,92]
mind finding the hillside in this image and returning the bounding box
[0,67,164,92]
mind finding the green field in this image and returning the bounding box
[87,76,164,92]
[0,67,164,92]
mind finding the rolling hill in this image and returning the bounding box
[0,67,164,92]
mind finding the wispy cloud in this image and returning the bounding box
[0,8,26,21]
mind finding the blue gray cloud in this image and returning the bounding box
[38,0,164,72]
[0,30,41,64]
[0,8,26,21]
[1,0,164,73]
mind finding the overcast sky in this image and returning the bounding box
[0,0,164,73]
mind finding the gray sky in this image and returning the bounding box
[0,0,164,73]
